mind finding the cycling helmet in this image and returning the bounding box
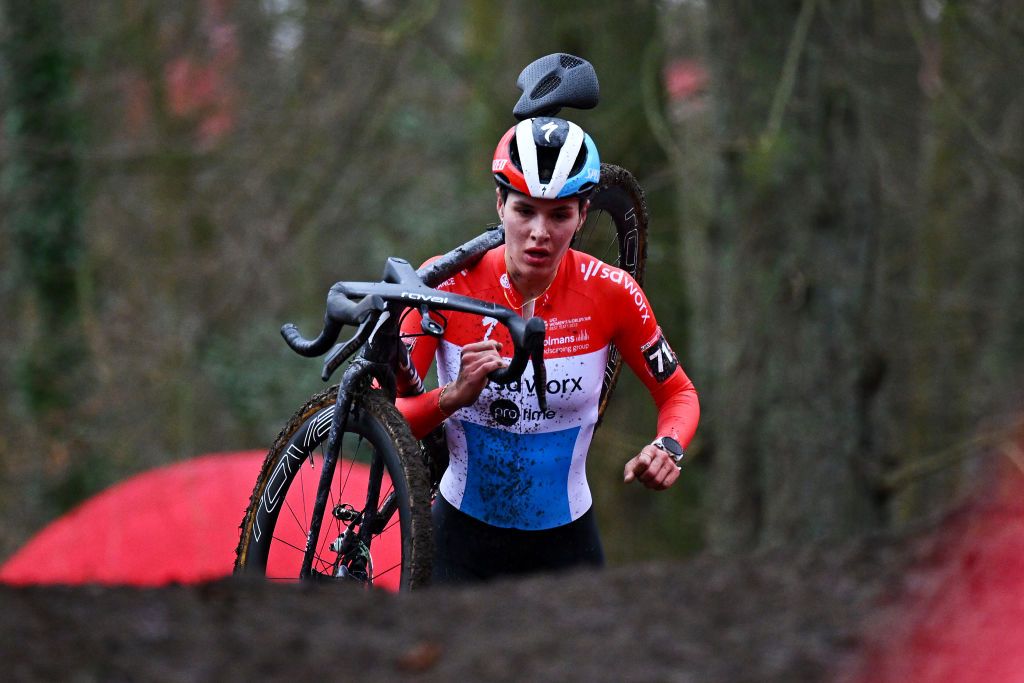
[492,117,601,199]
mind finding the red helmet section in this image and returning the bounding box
[491,125,530,195]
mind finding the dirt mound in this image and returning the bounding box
[1,537,908,683]
[6,488,1023,683]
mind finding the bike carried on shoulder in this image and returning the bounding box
[234,55,651,591]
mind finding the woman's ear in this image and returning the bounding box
[577,200,590,229]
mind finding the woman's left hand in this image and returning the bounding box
[623,443,680,491]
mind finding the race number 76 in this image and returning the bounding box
[643,334,678,383]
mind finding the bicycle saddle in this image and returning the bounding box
[513,53,600,120]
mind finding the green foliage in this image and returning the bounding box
[44,454,116,516]
[13,335,78,416]
[745,132,800,194]
[3,0,86,415]
[200,322,324,445]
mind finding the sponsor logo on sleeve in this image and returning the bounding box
[580,260,650,323]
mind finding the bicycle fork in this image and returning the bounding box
[298,358,386,582]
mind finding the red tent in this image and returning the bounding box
[0,451,395,589]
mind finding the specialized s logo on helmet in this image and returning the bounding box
[536,120,569,145]
[492,117,601,200]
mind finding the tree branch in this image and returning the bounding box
[880,419,1024,492]
[899,0,1024,182]
[641,41,685,169]
[763,0,817,141]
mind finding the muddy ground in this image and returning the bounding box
[7,484,1024,683]
[2,530,927,683]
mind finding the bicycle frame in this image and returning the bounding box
[289,226,550,581]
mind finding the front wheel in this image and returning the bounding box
[235,388,433,590]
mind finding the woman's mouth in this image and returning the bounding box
[523,248,550,265]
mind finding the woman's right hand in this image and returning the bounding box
[440,340,506,414]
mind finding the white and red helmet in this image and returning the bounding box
[492,117,601,199]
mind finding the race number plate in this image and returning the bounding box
[641,330,678,383]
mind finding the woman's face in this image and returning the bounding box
[498,189,587,288]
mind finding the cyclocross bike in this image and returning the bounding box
[234,54,650,590]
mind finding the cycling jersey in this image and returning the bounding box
[397,245,699,531]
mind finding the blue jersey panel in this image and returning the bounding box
[459,421,581,529]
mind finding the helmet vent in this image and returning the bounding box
[531,75,561,99]
[559,54,583,69]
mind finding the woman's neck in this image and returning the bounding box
[505,259,557,303]
[510,273,552,302]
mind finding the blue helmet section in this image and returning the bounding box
[555,132,601,199]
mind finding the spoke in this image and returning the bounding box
[326,465,342,538]
[316,509,338,569]
[315,445,347,568]
[595,222,619,259]
[271,535,307,555]
[579,210,619,262]
[299,447,315,525]
[370,485,398,536]
[271,533,338,570]
[276,458,342,576]
[283,492,308,540]
[372,561,402,579]
[339,438,358,493]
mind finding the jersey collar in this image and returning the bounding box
[492,245,571,313]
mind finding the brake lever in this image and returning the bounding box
[321,314,375,381]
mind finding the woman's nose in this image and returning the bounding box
[529,219,552,241]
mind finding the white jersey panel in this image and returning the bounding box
[435,339,609,529]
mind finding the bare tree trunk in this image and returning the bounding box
[4,0,85,417]
[0,0,105,543]
[702,0,890,549]
[698,0,1024,549]
[882,0,1024,518]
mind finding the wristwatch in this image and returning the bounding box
[651,436,685,465]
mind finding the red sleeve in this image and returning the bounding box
[396,389,447,440]
[394,332,446,440]
[610,274,700,448]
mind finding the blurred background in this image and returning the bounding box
[1,0,1021,567]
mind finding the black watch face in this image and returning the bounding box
[660,436,683,457]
